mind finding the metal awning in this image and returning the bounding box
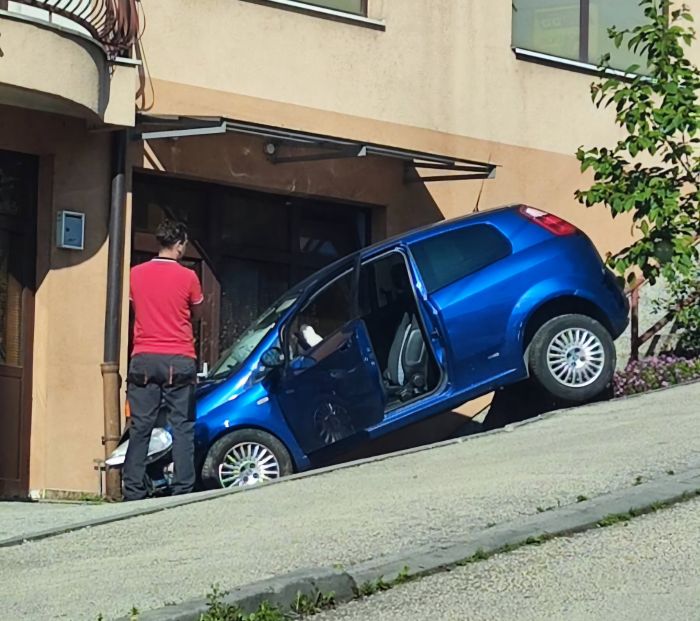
[133,114,497,183]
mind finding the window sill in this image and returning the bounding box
[239,0,385,31]
[513,47,639,81]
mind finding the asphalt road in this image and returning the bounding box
[316,497,700,621]
[0,383,698,620]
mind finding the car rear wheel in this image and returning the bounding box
[201,429,293,490]
[528,314,615,403]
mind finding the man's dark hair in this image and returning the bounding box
[155,219,188,248]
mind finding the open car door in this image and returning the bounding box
[274,318,385,455]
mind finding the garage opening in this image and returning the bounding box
[131,173,372,369]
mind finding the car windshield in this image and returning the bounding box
[208,294,299,380]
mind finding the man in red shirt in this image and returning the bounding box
[123,219,204,500]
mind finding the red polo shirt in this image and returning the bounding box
[130,258,204,359]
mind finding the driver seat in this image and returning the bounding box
[383,312,429,402]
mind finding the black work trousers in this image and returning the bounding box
[123,353,197,500]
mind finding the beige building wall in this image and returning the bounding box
[0,105,113,494]
[138,0,623,154]
[135,0,669,256]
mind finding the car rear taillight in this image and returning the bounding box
[518,205,578,236]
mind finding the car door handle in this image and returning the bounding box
[339,340,352,352]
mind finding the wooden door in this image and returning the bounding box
[0,150,37,498]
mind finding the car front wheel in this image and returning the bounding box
[201,429,294,490]
[528,314,615,403]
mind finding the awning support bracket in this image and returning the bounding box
[266,142,368,164]
[404,161,496,183]
[133,121,227,142]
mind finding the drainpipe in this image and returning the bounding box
[101,129,127,500]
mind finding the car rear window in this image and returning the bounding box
[410,224,512,293]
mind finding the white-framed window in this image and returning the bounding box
[298,0,366,16]
[512,0,647,71]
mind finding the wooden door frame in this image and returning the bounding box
[12,285,35,497]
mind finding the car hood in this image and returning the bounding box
[194,362,262,421]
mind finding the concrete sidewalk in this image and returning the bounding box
[0,497,164,543]
[0,383,698,620]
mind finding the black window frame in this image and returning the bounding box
[409,224,513,295]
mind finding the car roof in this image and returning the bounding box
[364,204,519,257]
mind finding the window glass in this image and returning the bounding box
[289,269,353,357]
[299,0,365,16]
[512,0,647,70]
[219,192,290,253]
[132,178,208,241]
[0,231,21,366]
[0,151,34,219]
[589,0,646,70]
[512,0,581,61]
[0,150,36,367]
[209,293,298,379]
[359,252,410,314]
[219,257,290,350]
[299,204,367,263]
[410,225,512,294]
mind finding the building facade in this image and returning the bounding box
[1,0,695,496]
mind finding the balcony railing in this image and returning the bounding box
[1,0,140,56]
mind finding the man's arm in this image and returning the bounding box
[191,301,204,323]
[189,270,205,323]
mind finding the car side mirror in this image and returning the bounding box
[260,347,285,369]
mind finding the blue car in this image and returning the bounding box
[108,205,629,492]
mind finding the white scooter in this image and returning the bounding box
[105,408,175,496]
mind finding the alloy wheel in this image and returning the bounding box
[218,442,281,488]
[546,327,606,388]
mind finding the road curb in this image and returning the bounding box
[3,379,698,549]
[117,467,700,621]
